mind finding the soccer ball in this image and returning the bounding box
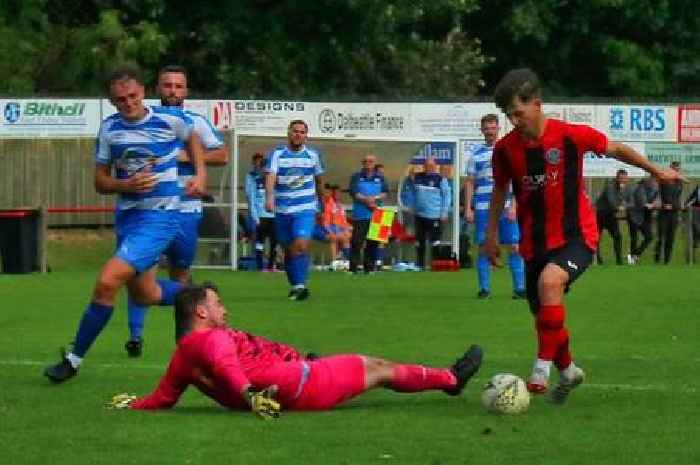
[481,373,530,415]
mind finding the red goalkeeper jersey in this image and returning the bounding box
[131,328,305,410]
[493,119,608,260]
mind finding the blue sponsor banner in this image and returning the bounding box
[410,142,454,165]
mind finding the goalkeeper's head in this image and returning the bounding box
[174,282,226,341]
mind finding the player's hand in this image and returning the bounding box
[125,171,158,194]
[105,393,137,410]
[245,385,281,420]
[185,174,207,197]
[481,236,501,267]
[265,198,274,213]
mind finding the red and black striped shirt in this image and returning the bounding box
[493,119,608,260]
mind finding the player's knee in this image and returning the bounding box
[538,268,567,296]
[363,357,395,383]
[94,276,121,301]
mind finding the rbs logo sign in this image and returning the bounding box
[610,107,665,133]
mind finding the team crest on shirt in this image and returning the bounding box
[117,147,157,176]
[545,148,561,165]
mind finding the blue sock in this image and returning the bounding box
[297,253,310,286]
[255,243,264,270]
[477,254,491,292]
[287,254,304,286]
[284,255,295,286]
[157,279,184,306]
[72,302,114,357]
[127,295,147,340]
[341,247,350,260]
[508,252,525,291]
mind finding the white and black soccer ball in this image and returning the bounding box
[481,373,530,415]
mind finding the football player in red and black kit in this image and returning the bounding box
[483,68,685,404]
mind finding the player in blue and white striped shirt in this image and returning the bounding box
[463,114,525,299]
[265,120,324,300]
[44,65,207,383]
[123,65,228,357]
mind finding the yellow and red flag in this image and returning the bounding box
[367,207,395,243]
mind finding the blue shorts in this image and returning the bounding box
[474,216,520,246]
[164,212,202,269]
[114,209,179,273]
[275,212,316,246]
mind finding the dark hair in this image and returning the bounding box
[670,160,681,168]
[481,114,499,126]
[494,68,541,112]
[616,169,628,176]
[158,64,188,80]
[288,119,308,131]
[375,163,385,170]
[107,64,144,91]
[252,152,264,161]
[174,282,219,340]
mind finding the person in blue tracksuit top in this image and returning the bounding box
[348,154,389,273]
[246,152,277,271]
[407,156,451,269]
[462,113,525,299]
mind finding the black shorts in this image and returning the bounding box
[525,240,594,314]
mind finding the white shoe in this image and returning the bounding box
[626,254,635,265]
[549,366,585,405]
[526,367,549,394]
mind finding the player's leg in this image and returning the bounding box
[530,241,592,403]
[363,345,483,395]
[500,217,525,298]
[339,228,351,261]
[285,212,315,300]
[638,213,654,258]
[265,218,280,270]
[428,219,443,268]
[654,211,665,263]
[44,256,135,383]
[474,215,490,298]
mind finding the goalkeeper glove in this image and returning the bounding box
[105,393,137,410]
[244,385,281,420]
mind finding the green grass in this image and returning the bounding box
[0,232,698,465]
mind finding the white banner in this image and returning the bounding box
[0,99,101,138]
[596,105,677,142]
[228,100,307,135]
[410,103,499,139]
[306,102,411,139]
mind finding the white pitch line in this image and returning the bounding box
[2,360,697,393]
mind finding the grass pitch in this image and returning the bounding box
[0,231,698,465]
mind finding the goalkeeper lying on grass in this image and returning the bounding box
[107,282,483,419]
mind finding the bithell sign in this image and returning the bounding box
[0,99,100,137]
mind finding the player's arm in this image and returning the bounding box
[462,176,475,222]
[315,175,325,217]
[202,145,229,166]
[606,142,686,184]
[126,355,189,410]
[206,331,280,420]
[483,144,509,265]
[185,131,207,196]
[94,164,156,195]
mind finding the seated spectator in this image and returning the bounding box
[313,184,351,266]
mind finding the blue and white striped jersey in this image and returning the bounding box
[95,106,192,211]
[265,145,324,215]
[463,142,512,213]
[177,110,225,214]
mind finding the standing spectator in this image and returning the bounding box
[373,163,388,270]
[485,68,683,404]
[627,176,658,263]
[409,157,451,270]
[265,120,324,300]
[463,115,525,298]
[246,153,277,271]
[348,154,388,274]
[654,161,684,264]
[315,183,352,265]
[685,184,700,253]
[595,169,632,265]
